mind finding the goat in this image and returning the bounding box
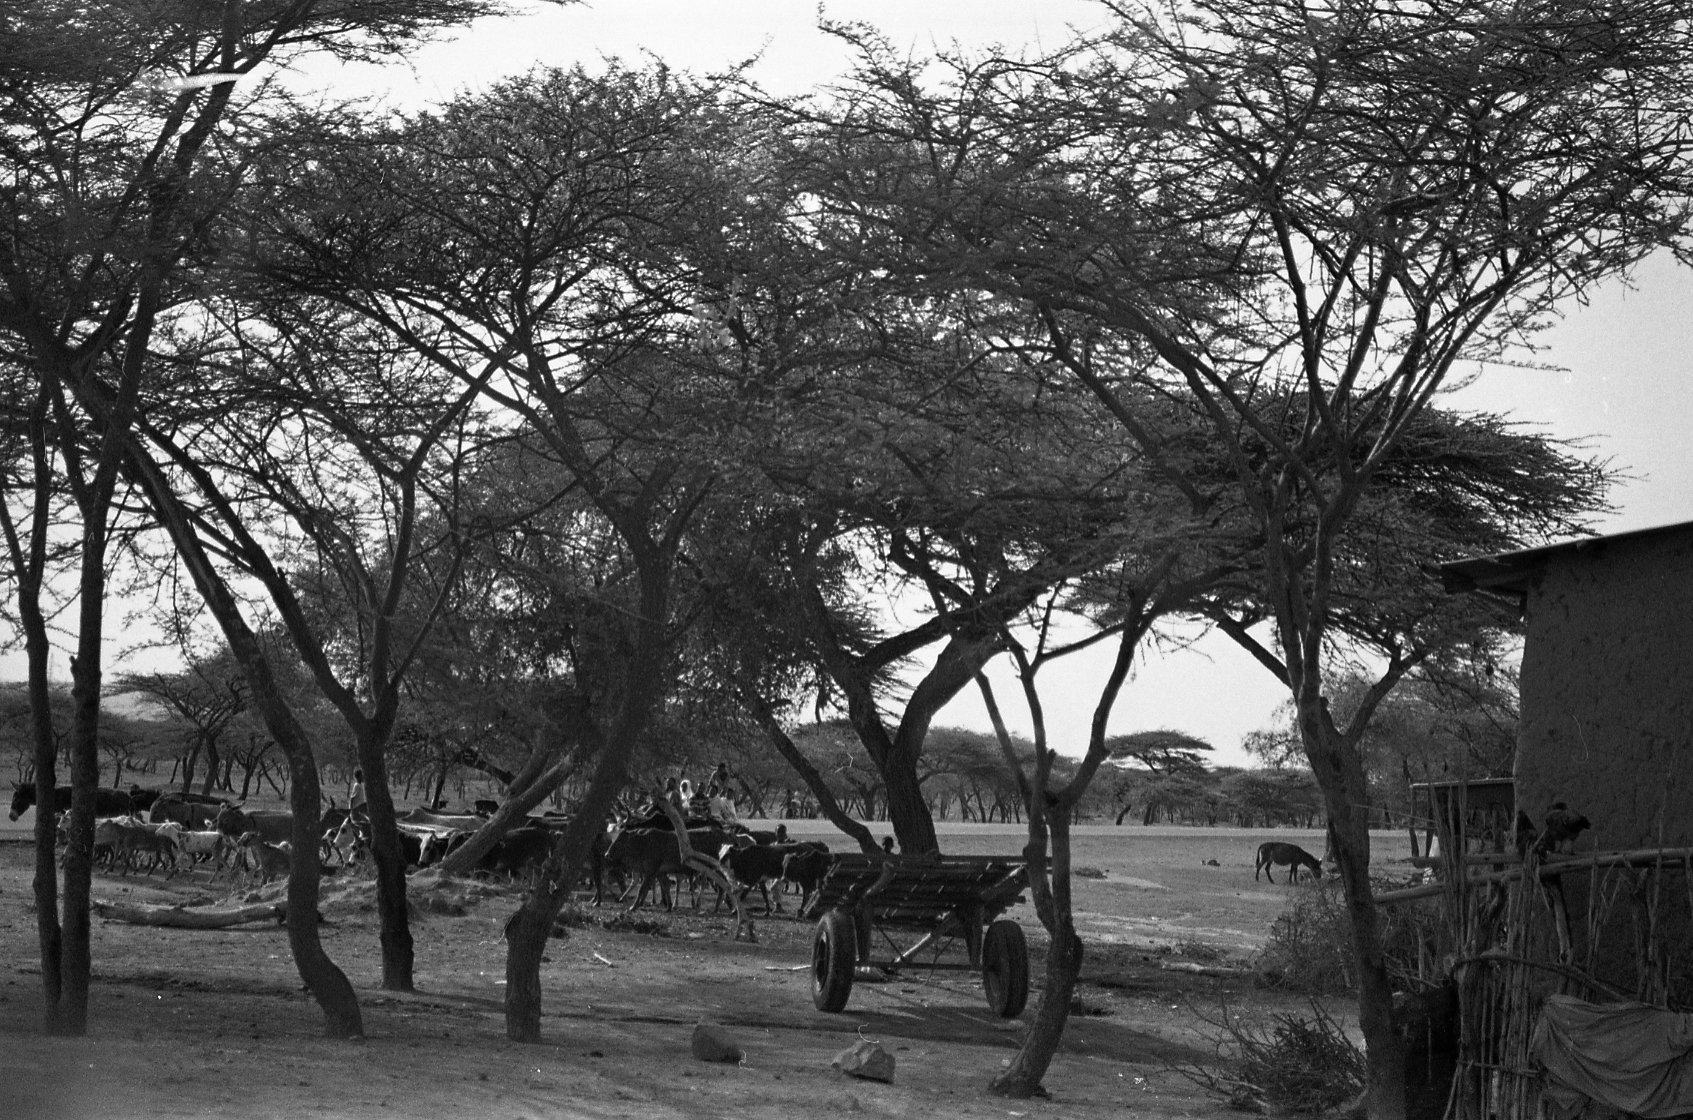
[110,820,180,877]
[239,831,292,885]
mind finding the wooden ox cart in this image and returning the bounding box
[800,853,1031,1017]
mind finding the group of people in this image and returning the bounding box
[654,762,738,827]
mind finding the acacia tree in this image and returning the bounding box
[804,2,1693,1111]
[677,196,1200,854]
[250,64,770,1041]
[112,650,250,796]
[0,0,531,1037]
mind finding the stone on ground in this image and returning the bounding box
[831,1039,895,1083]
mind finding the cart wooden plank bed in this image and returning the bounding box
[799,853,1031,1016]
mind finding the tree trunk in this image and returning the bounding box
[882,749,938,855]
[503,878,560,1042]
[1308,721,1406,1120]
[994,928,1082,1097]
[280,746,363,1037]
[504,738,632,1042]
[14,496,64,1032]
[992,806,1083,1097]
[200,742,221,798]
[437,753,577,878]
[356,750,414,992]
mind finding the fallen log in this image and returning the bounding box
[1158,960,1255,978]
[92,898,285,928]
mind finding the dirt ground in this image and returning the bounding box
[0,831,1333,1120]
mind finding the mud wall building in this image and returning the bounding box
[1441,520,1693,851]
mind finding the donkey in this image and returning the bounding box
[1254,841,1324,883]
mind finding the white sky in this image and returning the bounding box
[8,1,1691,768]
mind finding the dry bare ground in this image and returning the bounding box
[0,822,1401,1120]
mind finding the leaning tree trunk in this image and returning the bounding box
[881,748,939,855]
[742,695,879,854]
[992,805,1084,1097]
[505,581,670,1042]
[504,733,635,1042]
[276,738,362,1037]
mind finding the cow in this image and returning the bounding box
[1254,841,1324,883]
[475,826,559,884]
[719,841,817,914]
[156,822,229,872]
[214,804,293,845]
[126,786,165,813]
[779,844,832,911]
[98,819,179,876]
[150,794,224,829]
[9,783,133,821]
[325,813,368,866]
[603,825,736,911]
[395,825,458,869]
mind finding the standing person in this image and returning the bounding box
[705,762,732,799]
[708,788,739,827]
[349,768,367,817]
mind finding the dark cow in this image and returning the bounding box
[604,825,736,911]
[779,844,832,911]
[475,826,560,883]
[9,783,133,822]
[214,804,293,845]
[126,786,165,813]
[151,794,223,829]
[1254,841,1324,883]
[719,841,823,914]
[527,814,611,902]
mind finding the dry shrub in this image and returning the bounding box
[1256,883,1355,993]
[1178,998,1365,1115]
[1255,881,1452,994]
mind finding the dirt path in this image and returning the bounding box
[0,834,1327,1120]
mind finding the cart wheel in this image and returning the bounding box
[982,919,1029,1018]
[812,909,857,1012]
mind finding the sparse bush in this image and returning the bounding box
[1177,998,1365,1115]
[1254,880,1450,994]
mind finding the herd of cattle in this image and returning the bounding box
[8,782,836,914]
